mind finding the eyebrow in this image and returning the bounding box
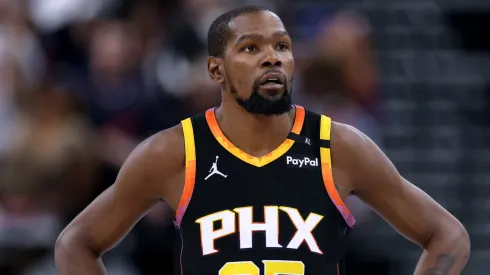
[235,30,290,45]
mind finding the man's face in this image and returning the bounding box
[212,11,295,115]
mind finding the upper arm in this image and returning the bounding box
[331,122,463,247]
[58,125,185,255]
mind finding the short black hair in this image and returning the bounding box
[207,5,270,57]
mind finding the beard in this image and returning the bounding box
[230,77,293,116]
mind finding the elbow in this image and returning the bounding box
[54,228,98,266]
[430,221,471,261]
[54,230,76,265]
[449,225,471,266]
[448,222,470,255]
[454,225,471,259]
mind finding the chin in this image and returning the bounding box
[258,86,284,96]
[261,92,284,101]
[233,84,292,116]
[258,87,286,98]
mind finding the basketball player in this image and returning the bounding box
[54,6,469,275]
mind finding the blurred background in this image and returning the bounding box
[0,0,488,274]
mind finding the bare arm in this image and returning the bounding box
[54,126,185,275]
[331,122,470,275]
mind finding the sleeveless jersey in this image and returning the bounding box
[173,106,356,275]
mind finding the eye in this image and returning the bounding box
[277,43,289,51]
[243,45,258,52]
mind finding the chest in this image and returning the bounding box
[193,146,324,201]
[183,150,342,248]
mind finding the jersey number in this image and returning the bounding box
[219,260,304,275]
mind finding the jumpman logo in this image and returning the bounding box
[205,156,228,180]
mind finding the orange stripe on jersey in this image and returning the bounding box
[205,105,305,168]
[291,106,305,133]
[319,115,356,228]
[174,118,197,228]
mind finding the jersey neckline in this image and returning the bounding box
[205,105,306,168]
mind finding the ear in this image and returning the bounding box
[208,56,225,84]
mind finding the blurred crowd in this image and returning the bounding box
[0,0,487,274]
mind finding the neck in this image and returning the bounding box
[215,97,295,158]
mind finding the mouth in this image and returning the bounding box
[259,72,285,89]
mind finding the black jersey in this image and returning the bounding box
[173,105,355,275]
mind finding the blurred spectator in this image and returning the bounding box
[298,57,381,143]
[28,0,119,33]
[0,0,46,156]
[59,18,182,275]
[0,83,96,275]
[297,10,381,143]
[63,20,181,168]
[314,10,379,116]
[61,20,141,168]
[151,0,223,112]
[0,0,45,90]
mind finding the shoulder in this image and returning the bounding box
[304,108,371,150]
[329,121,373,184]
[330,120,395,192]
[330,121,370,150]
[330,120,385,160]
[139,123,186,177]
[330,120,382,164]
[122,123,186,197]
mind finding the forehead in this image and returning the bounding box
[229,11,286,38]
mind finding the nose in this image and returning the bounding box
[261,48,282,68]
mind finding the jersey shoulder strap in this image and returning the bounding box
[319,115,356,228]
[174,117,197,228]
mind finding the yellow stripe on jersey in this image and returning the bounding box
[175,118,197,227]
[319,115,355,228]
